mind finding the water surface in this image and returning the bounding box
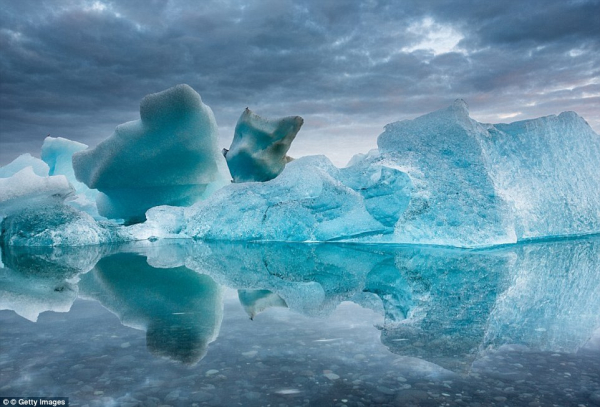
[1,237,599,406]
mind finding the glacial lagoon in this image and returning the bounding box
[1,236,599,407]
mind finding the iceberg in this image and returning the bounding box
[1,205,114,247]
[184,155,387,242]
[0,166,113,246]
[378,100,516,247]
[41,136,100,217]
[0,167,73,218]
[181,101,599,246]
[1,95,599,248]
[378,100,600,246]
[225,108,303,182]
[482,112,600,239]
[72,84,231,224]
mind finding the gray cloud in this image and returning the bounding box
[1,0,599,166]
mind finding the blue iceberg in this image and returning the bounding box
[225,108,303,183]
[379,100,600,246]
[1,89,599,248]
[72,84,231,224]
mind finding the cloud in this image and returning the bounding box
[1,0,599,166]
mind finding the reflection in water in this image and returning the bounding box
[0,244,102,321]
[78,253,223,364]
[238,289,288,319]
[1,236,599,372]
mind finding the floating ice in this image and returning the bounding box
[378,100,516,247]
[0,167,73,218]
[225,108,303,182]
[41,136,100,217]
[73,84,231,224]
[378,100,600,246]
[0,166,110,246]
[2,97,599,248]
[184,155,387,242]
[0,153,49,178]
[1,204,114,247]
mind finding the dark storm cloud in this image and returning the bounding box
[1,0,599,165]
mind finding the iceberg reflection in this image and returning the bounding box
[1,236,598,371]
[79,252,223,364]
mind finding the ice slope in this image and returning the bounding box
[72,84,231,224]
[225,108,303,182]
[340,149,412,227]
[0,153,49,178]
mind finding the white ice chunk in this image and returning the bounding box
[0,167,73,218]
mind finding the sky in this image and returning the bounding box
[1,0,599,166]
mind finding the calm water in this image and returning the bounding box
[1,237,599,407]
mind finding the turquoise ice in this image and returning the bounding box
[225,108,303,183]
[72,84,231,224]
[2,94,599,248]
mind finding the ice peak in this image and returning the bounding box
[140,84,203,126]
[450,98,469,115]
